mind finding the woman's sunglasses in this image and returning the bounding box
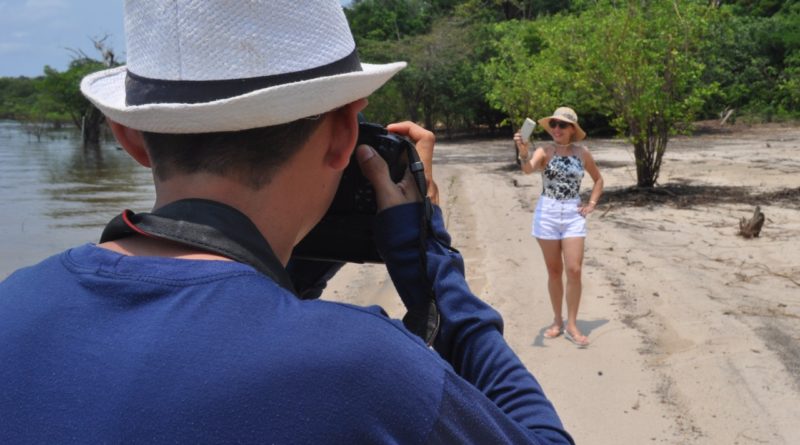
[548,120,572,130]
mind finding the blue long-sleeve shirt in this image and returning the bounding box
[0,203,572,444]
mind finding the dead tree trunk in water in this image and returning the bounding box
[80,35,116,148]
[738,206,765,238]
[82,105,104,148]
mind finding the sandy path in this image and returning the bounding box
[323,125,800,444]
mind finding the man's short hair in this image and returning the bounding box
[141,117,324,189]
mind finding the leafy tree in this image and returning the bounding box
[346,0,433,40]
[700,3,800,120]
[0,36,118,144]
[577,1,718,187]
[398,17,476,130]
[484,20,563,127]
[485,1,717,188]
[352,37,410,123]
[701,12,776,119]
[724,0,799,17]
[357,14,499,134]
[484,15,596,136]
[455,0,572,21]
[38,59,106,129]
[0,77,39,119]
[3,0,796,144]
[772,3,800,115]
[37,58,110,146]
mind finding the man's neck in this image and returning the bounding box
[108,115,342,266]
[112,174,310,266]
[99,235,234,262]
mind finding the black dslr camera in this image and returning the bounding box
[292,121,420,263]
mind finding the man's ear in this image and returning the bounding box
[107,119,151,168]
[324,98,368,170]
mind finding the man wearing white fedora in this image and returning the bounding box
[0,1,572,443]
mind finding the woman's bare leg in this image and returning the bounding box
[537,238,565,336]
[562,236,588,344]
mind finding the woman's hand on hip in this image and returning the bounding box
[579,201,597,217]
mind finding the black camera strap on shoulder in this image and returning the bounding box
[100,197,441,346]
[100,199,297,294]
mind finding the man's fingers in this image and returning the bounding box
[386,122,434,174]
[427,180,440,206]
[386,121,437,204]
[355,145,404,210]
[355,144,392,191]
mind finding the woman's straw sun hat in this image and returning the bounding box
[538,107,587,141]
[80,0,406,134]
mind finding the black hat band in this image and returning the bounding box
[125,49,362,106]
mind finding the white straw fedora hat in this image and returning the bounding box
[80,0,406,133]
[538,107,587,141]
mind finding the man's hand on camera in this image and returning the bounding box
[356,145,420,211]
[355,121,439,211]
[388,122,439,206]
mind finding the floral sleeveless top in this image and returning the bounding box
[542,144,585,200]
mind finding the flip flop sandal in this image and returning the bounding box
[564,330,589,347]
[543,323,563,339]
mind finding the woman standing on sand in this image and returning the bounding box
[513,107,604,347]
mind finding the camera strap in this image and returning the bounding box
[99,197,441,346]
[100,198,297,294]
[402,145,443,347]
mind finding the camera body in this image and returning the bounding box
[292,122,415,263]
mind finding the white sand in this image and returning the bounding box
[323,124,800,444]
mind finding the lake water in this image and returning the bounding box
[0,120,155,278]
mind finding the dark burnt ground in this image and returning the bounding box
[495,156,800,210]
[593,183,800,210]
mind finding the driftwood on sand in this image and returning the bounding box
[738,205,765,238]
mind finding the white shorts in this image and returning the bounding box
[532,196,586,240]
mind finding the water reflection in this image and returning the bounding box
[43,139,153,226]
[0,120,155,278]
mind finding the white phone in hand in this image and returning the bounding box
[520,117,536,141]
